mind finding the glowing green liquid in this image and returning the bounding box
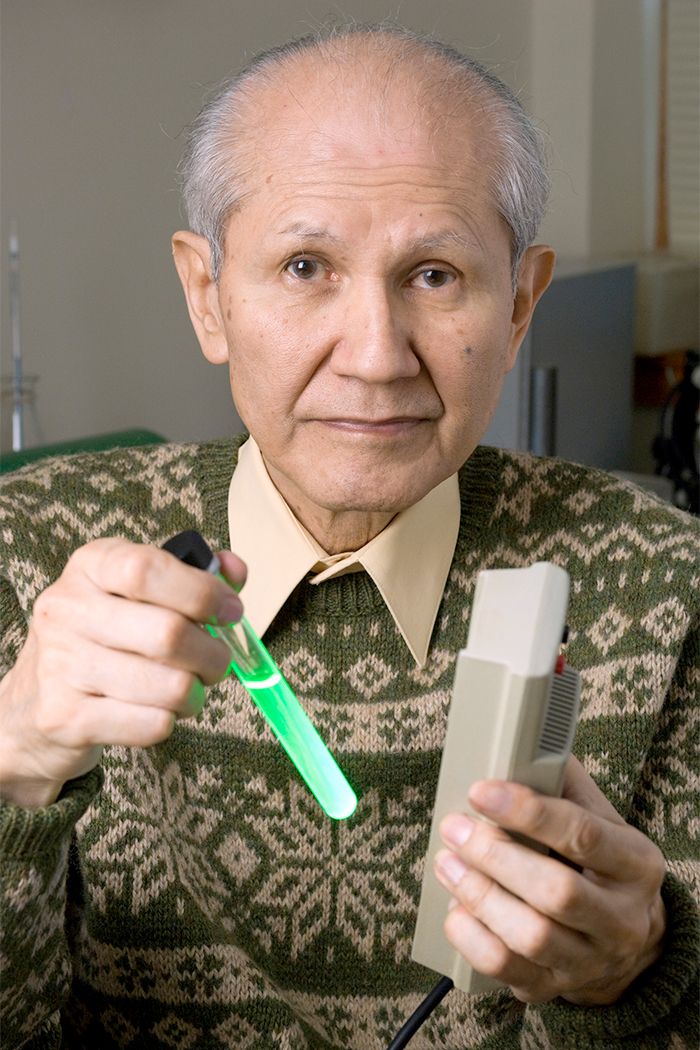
[244,672,357,820]
[208,618,357,820]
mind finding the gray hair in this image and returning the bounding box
[179,23,549,287]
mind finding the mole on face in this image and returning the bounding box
[464,346,472,355]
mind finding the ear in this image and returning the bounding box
[504,245,556,371]
[172,231,228,364]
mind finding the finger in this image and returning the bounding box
[65,642,208,715]
[442,899,553,1003]
[216,550,248,594]
[466,781,665,883]
[561,755,626,825]
[437,821,614,937]
[67,696,178,750]
[434,847,595,970]
[33,651,206,748]
[72,539,243,628]
[36,582,232,686]
[80,591,232,684]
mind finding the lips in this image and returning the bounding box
[314,417,427,433]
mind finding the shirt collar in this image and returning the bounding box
[227,437,460,667]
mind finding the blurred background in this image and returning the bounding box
[1,1,698,501]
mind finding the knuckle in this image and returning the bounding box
[477,939,512,978]
[119,545,157,598]
[39,696,95,749]
[644,843,667,890]
[150,611,189,657]
[38,644,71,681]
[605,941,637,981]
[471,825,502,869]
[515,916,551,960]
[542,868,580,916]
[67,537,116,576]
[32,584,63,624]
[627,910,653,952]
[523,792,550,834]
[32,693,70,739]
[459,869,491,912]
[169,669,199,707]
[568,811,603,859]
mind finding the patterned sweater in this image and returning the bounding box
[0,437,698,1050]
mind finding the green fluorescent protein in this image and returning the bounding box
[207,615,357,820]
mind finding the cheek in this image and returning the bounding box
[223,311,318,426]
[437,334,508,395]
[432,338,513,442]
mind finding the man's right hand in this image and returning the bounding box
[0,538,245,809]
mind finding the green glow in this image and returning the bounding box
[207,616,357,820]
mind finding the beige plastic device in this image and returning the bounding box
[411,562,581,995]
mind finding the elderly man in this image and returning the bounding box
[1,25,698,1050]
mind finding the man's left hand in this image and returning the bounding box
[434,755,667,1005]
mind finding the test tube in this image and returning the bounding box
[163,530,357,820]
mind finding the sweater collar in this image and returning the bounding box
[226,437,460,668]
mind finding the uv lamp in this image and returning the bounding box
[411,562,581,995]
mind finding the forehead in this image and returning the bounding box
[231,47,499,226]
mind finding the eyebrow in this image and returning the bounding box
[276,223,479,255]
[276,223,343,244]
[411,230,481,254]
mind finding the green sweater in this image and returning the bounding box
[1,437,698,1050]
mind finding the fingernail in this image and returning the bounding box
[440,814,474,847]
[436,851,468,886]
[470,782,511,814]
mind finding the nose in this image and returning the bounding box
[329,281,421,383]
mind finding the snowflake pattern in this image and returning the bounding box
[564,488,600,515]
[83,748,228,921]
[242,781,426,963]
[101,1006,138,1049]
[211,1014,266,1048]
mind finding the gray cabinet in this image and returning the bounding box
[483,260,635,471]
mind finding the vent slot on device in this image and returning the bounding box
[538,667,579,756]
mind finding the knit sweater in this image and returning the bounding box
[1,436,698,1050]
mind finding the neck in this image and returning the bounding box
[287,499,396,555]
[263,459,395,555]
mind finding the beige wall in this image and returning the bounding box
[532,0,654,257]
[0,0,654,446]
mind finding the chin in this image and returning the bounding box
[311,463,443,515]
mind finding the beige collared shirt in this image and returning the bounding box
[227,438,460,667]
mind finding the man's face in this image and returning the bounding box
[177,64,552,543]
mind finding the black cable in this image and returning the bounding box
[386,976,454,1050]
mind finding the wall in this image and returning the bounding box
[532,0,654,258]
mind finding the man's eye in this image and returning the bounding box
[287,259,321,279]
[415,269,454,288]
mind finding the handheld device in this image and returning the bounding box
[411,561,581,995]
[163,530,357,820]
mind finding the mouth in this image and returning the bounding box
[315,417,428,436]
